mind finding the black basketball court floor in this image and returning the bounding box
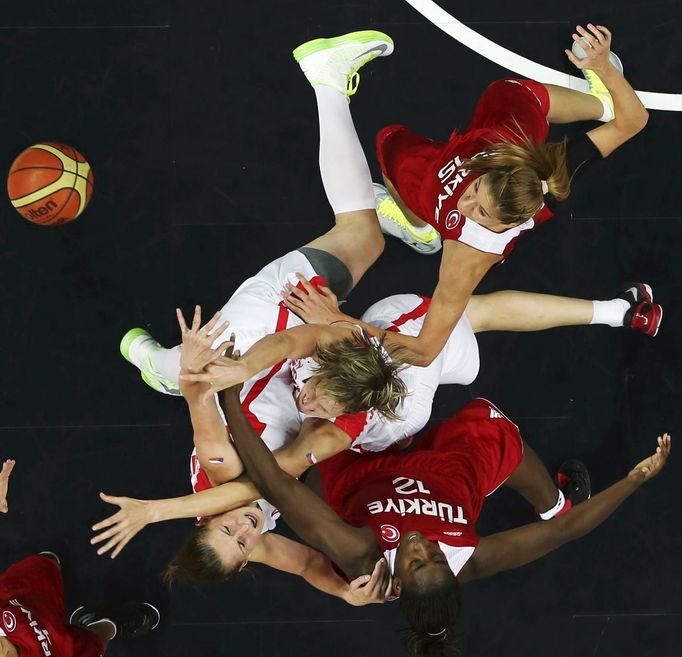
[1,1,680,655]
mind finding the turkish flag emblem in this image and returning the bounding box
[380,524,400,543]
[444,210,462,231]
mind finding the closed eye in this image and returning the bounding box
[223,526,246,554]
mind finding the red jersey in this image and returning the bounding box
[377,79,553,258]
[319,399,524,575]
[0,556,104,657]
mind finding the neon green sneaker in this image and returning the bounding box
[120,328,181,396]
[293,30,393,97]
[373,183,441,255]
[571,43,623,122]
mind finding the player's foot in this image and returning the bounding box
[557,459,591,515]
[70,602,160,639]
[620,283,663,337]
[293,30,393,97]
[120,328,181,396]
[571,42,623,122]
[38,551,61,566]
[373,183,441,254]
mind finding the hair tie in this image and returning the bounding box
[426,628,447,637]
[541,180,549,195]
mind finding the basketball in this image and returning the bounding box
[7,142,94,226]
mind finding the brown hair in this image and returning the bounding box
[461,134,570,224]
[313,330,410,421]
[164,525,238,586]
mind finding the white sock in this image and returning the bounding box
[539,489,566,520]
[410,222,436,236]
[596,97,614,122]
[591,298,629,327]
[314,86,375,215]
[148,345,181,383]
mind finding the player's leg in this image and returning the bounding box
[504,442,561,514]
[505,442,591,519]
[295,33,393,284]
[544,83,604,123]
[466,283,662,336]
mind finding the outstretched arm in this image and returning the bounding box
[461,435,671,582]
[220,383,382,579]
[91,418,353,557]
[181,323,350,401]
[283,242,499,367]
[0,459,16,514]
[257,533,389,606]
[567,24,648,157]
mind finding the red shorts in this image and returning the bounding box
[0,556,104,657]
[319,399,524,522]
[376,78,550,221]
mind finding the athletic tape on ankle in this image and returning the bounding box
[539,489,566,520]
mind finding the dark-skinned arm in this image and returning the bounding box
[460,435,671,582]
[220,385,382,579]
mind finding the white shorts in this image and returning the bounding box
[208,250,321,453]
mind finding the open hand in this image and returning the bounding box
[91,493,156,558]
[177,305,232,374]
[282,273,344,325]
[565,24,614,74]
[0,459,16,513]
[628,434,671,483]
[343,558,392,606]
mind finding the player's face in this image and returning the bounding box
[457,174,498,226]
[296,376,346,419]
[393,531,451,592]
[204,505,265,570]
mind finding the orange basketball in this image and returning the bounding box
[7,142,94,226]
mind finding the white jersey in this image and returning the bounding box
[290,293,480,452]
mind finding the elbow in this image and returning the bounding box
[619,109,649,139]
[414,353,437,368]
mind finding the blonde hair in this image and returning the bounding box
[313,330,410,421]
[461,133,570,224]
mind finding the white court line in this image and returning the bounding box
[403,0,682,112]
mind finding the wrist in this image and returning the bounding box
[153,498,181,523]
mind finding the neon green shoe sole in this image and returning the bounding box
[293,30,394,61]
[120,327,151,363]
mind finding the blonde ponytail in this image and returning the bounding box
[461,134,570,224]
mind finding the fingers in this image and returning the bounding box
[596,24,612,40]
[91,523,123,545]
[96,533,125,557]
[190,305,202,332]
[111,532,135,559]
[91,511,123,532]
[295,273,316,294]
[564,49,583,69]
[203,313,229,338]
[1,459,16,477]
[176,307,189,333]
[180,371,213,383]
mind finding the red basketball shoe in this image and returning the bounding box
[621,283,663,337]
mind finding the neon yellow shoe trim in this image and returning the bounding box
[292,30,394,62]
[583,69,615,117]
[377,197,439,243]
[120,327,150,362]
